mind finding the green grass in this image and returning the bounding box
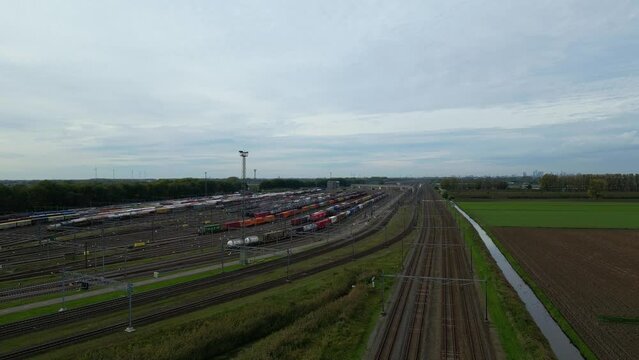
[35,223,417,360]
[449,205,556,360]
[598,315,639,325]
[459,200,639,229]
[234,280,373,360]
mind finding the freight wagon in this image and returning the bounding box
[314,218,331,230]
[198,223,223,235]
[291,215,311,226]
[309,211,327,221]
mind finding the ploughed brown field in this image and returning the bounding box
[492,227,639,360]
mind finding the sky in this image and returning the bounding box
[1,0,638,180]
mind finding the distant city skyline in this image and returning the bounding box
[1,1,638,180]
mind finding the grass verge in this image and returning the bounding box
[37,233,414,360]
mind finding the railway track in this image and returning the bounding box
[373,188,432,359]
[0,194,394,300]
[0,191,380,281]
[0,189,416,342]
[370,188,494,360]
[0,190,419,359]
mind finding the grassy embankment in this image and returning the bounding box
[31,206,417,360]
[455,200,634,359]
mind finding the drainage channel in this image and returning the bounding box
[453,204,583,360]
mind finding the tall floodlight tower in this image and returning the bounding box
[239,151,248,184]
[239,151,249,243]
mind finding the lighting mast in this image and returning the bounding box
[239,151,248,243]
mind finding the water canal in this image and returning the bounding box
[454,204,583,360]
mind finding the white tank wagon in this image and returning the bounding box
[226,238,246,247]
[226,235,262,248]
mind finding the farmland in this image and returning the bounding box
[459,200,639,229]
[492,228,639,360]
[459,199,639,359]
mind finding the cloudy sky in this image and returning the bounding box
[1,1,638,179]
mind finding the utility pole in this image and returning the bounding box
[351,224,355,260]
[124,248,129,280]
[101,225,105,275]
[59,267,66,312]
[286,248,291,282]
[151,212,155,243]
[219,235,225,273]
[380,271,386,315]
[125,283,135,332]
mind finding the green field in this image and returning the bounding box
[459,200,639,229]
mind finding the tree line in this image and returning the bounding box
[437,174,639,199]
[258,178,357,190]
[0,176,387,215]
[539,173,639,192]
[439,177,510,191]
[0,178,243,214]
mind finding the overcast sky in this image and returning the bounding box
[1,1,638,179]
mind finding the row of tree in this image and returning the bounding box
[0,177,386,215]
[439,177,510,191]
[259,178,356,190]
[539,173,639,192]
[0,178,244,215]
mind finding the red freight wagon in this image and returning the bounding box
[314,218,331,230]
[224,220,242,229]
[291,215,310,226]
[310,211,327,221]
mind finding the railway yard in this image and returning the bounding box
[0,185,420,359]
[3,2,638,359]
[0,184,586,360]
[0,188,383,295]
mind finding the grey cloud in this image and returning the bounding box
[1,1,638,179]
